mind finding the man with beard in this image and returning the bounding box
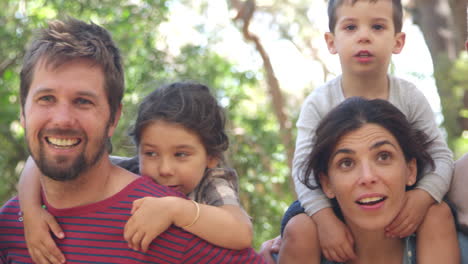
[0,18,265,264]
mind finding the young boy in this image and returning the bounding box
[265,0,459,263]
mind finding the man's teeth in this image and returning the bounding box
[357,197,384,205]
[47,137,79,147]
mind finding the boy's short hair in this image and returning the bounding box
[20,17,124,124]
[328,0,403,33]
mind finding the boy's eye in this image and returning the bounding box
[372,24,384,30]
[344,24,357,31]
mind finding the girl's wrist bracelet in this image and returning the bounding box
[182,200,200,229]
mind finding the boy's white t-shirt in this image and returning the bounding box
[294,75,454,216]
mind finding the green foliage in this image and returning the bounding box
[0,0,294,249]
[449,52,468,158]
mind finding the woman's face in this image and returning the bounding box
[320,123,417,231]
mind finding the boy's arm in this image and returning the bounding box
[290,88,357,262]
[407,86,453,202]
[385,81,453,237]
[18,156,65,264]
[293,95,332,216]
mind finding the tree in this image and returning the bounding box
[409,0,467,151]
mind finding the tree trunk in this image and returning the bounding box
[229,0,295,170]
[410,0,467,148]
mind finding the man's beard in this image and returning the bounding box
[29,126,109,182]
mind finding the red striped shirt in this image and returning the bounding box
[0,176,265,263]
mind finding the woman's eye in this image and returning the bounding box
[338,158,354,169]
[377,151,391,161]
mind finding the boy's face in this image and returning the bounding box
[325,0,405,77]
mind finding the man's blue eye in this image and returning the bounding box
[76,98,92,105]
[39,95,54,102]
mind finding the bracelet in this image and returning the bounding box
[182,200,200,229]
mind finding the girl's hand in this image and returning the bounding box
[24,207,65,264]
[314,208,356,262]
[124,197,180,252]
[385,189,435,238]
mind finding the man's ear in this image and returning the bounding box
[392,32,406,54]
[107,103,122,137]
[324,32,337,54]
[406,158,417,187]
[319,173,336,199]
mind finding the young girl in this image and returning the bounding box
[18,82,253,264]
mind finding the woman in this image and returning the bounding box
[298,97,459,263]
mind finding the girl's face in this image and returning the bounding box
[138,120,218,194]
[320,123,416,231]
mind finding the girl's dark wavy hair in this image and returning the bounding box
[301,97,435,191]
[129,82,228,161]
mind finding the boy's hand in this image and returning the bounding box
[124,197,178,253]
[24,208,65,264]
[313,208,356,262]
[385,189,435,238]
[258,236,281,264]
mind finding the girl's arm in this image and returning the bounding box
[124,196,252,252]
[18,156,65,264]
[181,202,253,249]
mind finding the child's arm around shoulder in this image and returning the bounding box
[124,168,253,252]
[179,168,253,249]
[399,79,453,201]
[18,156,65,264]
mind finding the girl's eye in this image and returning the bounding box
[144,151,157,157]
[377,151,392,162]
[175,152,189,158]
[338,158,354,169]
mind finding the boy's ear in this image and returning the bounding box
[406,158,417,187]
[392,32,406,54]
[324,32,337,54]
[319,173,336,198]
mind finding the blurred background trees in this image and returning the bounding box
[1,0,466,248]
